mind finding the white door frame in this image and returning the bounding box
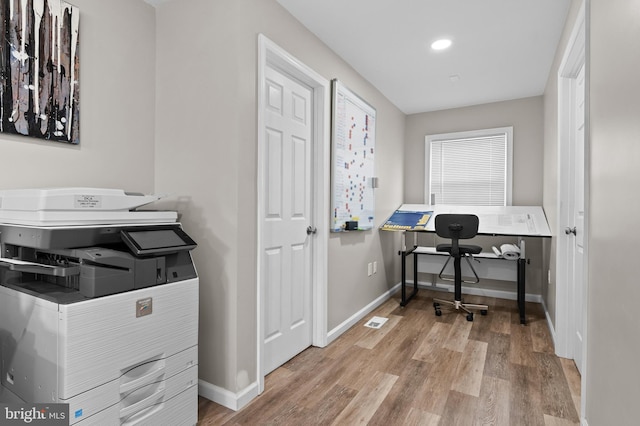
[556,0,586,358]
[556,0,587,419]
[256,34,330,393]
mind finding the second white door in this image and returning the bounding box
[261,64,314,375]
[570,63,586,374]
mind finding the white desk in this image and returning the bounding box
[384,204,551,324]
[396,204,551,237]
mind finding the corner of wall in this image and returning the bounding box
[198,379,259,412]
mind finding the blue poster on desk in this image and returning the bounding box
[380,210,433,231]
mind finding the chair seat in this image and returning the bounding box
[436,244,482,255]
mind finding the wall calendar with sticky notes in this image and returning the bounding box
[331,79,376,232]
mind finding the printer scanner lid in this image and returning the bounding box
[0,188,177,226]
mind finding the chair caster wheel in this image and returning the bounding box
[435,309,442,316]
[480,310,488,315]
[466,313,474,321]
[433,302,440,308]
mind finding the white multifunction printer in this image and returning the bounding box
[0,188,199,425]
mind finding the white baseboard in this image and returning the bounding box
[410,280,542,303]
[198,379,259,412]
[540,296,558,349]
[326,282,401,346]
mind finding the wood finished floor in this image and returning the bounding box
[198,289,581,425]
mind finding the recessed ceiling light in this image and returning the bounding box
[431,39,452,51]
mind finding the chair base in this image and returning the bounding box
[433,297,488,321]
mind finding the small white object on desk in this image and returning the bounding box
[492,243,521,260]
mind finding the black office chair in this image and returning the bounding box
[432,214,488,321]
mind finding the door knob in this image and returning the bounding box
[306,226,317,235]
[565,226,576,235]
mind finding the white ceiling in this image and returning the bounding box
[276,0,571,114]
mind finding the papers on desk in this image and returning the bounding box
[482,213,537,235]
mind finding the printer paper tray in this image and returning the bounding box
[0,258,79,276]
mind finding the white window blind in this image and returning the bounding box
[426,127,513,206]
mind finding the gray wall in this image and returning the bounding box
[586,0,640,422]
[404,98,545,295]
[0,0,156,192]
[405,97,544,206]
[153,0,405,393]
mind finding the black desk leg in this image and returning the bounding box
[413,251,418,297]
[517,258,526,324]
[401,251,407,305]
[400,251,418,307]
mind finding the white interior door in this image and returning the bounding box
[261,64,314,375]
[570,64,586,374]
[555,3,586,419]
[556,0,586,366]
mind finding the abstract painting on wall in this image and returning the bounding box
[0,0,80,145]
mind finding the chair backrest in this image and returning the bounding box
[435,214,479,240]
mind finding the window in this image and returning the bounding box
[425,127,513,206]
